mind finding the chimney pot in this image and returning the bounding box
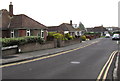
[10,2,12,5]
[70,20,72,26]
[9,2,13,17]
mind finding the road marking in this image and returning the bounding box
[96,50,117,81]
[96,51,116,80]
[0,41,99,68]
[102,51,117,81]
[70,61,80,64]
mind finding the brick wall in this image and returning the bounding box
[2,30,10,38]
[2,10,10,29]
[18,29,26,37]
[60,38,81,47]
[2,47,17,57]
[44,30,47,40]
[32,29,39,36]
[18,41,55,53]
[0,11,2,29]
[2,38,81,56]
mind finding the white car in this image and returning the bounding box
[105,34,110,38]
[112,34,120,40]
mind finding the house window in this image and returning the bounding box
[11,30,14,38]
[26,29,31,36]
[41,30,44,38]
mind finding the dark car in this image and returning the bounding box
[112,34,120,40]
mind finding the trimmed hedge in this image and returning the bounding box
[1,36,45,47]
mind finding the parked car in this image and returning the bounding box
[105,34,110,38]
[112,34,120,40]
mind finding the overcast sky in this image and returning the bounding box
[0,0,119,28]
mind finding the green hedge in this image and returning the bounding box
[1,36,45,47]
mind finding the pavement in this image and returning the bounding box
[1,38,100,65]
[118,54,120,80]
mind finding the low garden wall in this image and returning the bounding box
[60,38,81,47]
[2,45,18,57]
[18,41,56,53]
[2,38,81,56]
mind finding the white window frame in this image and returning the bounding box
[11,30,14,38]
[26,29,31,36]
[41,30,44,38]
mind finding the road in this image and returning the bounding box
[2,38,118,79]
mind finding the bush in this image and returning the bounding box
[81,35,86,41]
[2,36,45,47]
[62,37,68,41]
[47,32,64,40]
[65,33,74,40]
[47,32,75,41]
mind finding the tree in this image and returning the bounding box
[78,22,85,30]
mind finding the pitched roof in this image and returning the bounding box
[59,23,76,32]
[75,27,81,31]
[0,9,10,29]
[47,26,61,32]
[9,14,47,29]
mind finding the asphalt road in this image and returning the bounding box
[2,38,118,79]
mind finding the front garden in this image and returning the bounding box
[1,36,45,47]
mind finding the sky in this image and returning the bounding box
[0,0,120,28]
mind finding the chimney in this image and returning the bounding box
[70,20,72,26]
[9,2,13,17]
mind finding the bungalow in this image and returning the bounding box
[0,2,47,40]
[105,27,120,33]
[47,20,76,36]
[86,25,108,36]
[94,25,108,36]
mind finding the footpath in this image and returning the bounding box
[118,54,120,80]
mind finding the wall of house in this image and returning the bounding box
[44,30,47,40]
[0,11,2,28]
[0,30,2,37]
[2,10,10,29]
[2,30,10,38]
[31,29,39,36]
[18,29,26,37]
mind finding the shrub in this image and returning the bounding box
[62,37,68,41]
[81,35,86,41]
[47,32,64,40]
[65,33,74,40]
[53,33,64,39]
